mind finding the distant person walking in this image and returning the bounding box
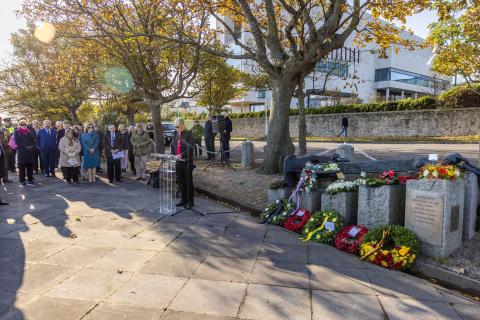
[130,123,150,180]
[337,115,349,137]
[38,120,58,177]
[14,119,36,187]
[204,115,215,160]
[220,111,232,160]
[81,124,100,183]
[59,128,81,184]
[191,120,204,158]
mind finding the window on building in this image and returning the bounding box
[315,59,349,77]
[375,68,450,90]
[233,23,242,41]
[257,89,266,99]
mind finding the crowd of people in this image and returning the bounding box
[0,112,234,209]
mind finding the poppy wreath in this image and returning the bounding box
[334,225,369,254]
[301,210,344,245]
[283,209,312,233]
[359,225,419,271]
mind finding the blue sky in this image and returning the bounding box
[0,0,437,59]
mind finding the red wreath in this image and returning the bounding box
[283,209,311,233]
[334,225,369,254]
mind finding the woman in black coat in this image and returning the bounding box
[14,119,37,187]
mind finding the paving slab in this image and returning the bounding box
[259,243,308,263]
[208,239,262,259]
[41,244,112,267]
[309,244,364,268]
[379,296,462,320]
[139,252,204,277]
[192,256,255,282]
[263,228,305,245]
[169,279,247,317]
[309,265,377,295]
[19,296,95,320]
[107,273,186,309]
[88,248,157,272]
[46,268,132,301]
[161,310,234,320]
[239,284,310,320]
[312,291,385,320]
[250,260,309,289]
[83,303,163,320]
[453,303,480,320]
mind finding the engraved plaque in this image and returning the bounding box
[405,190,444,246]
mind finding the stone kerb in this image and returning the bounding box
[405,179,465,258]
[357,184,406,229]
[321,191,358,225]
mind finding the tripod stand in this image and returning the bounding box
[204,136,234,171]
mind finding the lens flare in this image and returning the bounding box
[34,22,56,44]
[104,66,134,93]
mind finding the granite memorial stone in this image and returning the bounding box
[405,179,464,258]
[321,191,358,225]
[268,187,292,203]
[299,190,322,213]
[463,172,478,240]
[357,184,406,228]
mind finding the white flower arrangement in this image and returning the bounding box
[321,163,340,172]
[325,180,363,195]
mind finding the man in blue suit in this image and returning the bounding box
[38,120,57,177]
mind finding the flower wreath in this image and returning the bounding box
[283,209,312,233]
[260,200,296,226]
[301,210,344,245]
[334,225,369,254]
[419,164,462,180]
[359,225,419,271]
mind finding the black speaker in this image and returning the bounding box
[212,115,225,134]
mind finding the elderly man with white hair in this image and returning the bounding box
[170,117,195,208]
[37,119,58,177]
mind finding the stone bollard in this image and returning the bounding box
[267,187,292,203]
[336,143,354,162]
[321,191,359,225]
[405,179,464,258]
[357,184,406,229]
[241,140,255,168]
[463,172,478,240]
[298,190,323,213]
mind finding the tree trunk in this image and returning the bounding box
[127,107,135,126]
[148,100,165,154]
[296,80,307,155]
[69,107,79,124]
[264,77,296,174]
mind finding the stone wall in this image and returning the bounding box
[230,108,480,138]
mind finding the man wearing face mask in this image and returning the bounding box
[170,118,195,208]
[130,123,151,180]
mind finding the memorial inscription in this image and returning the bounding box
[405,190,444,247]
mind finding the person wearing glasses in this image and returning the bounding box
[81,124,100,183]
[104,124,124,183]
[170,118,195,208]
[14,119,36,187]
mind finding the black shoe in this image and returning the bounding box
[0,201,9,205]
[116,179,122,182]
[51,173,56,178]
[27,181,35,186]
[176,201,187,207]
[66,180,72,184]
[109,180,114,183]
[45,174,50,177]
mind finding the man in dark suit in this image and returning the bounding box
[37,120,58,177]
[94,124,104,173]
[104,123,123,183]
[220,111,233,160]
[204,115,215,160]
[171,118,195,208]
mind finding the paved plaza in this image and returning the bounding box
[0,174,479,320]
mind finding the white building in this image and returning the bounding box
[216,17,450,113]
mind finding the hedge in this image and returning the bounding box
[179,84,480,120]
